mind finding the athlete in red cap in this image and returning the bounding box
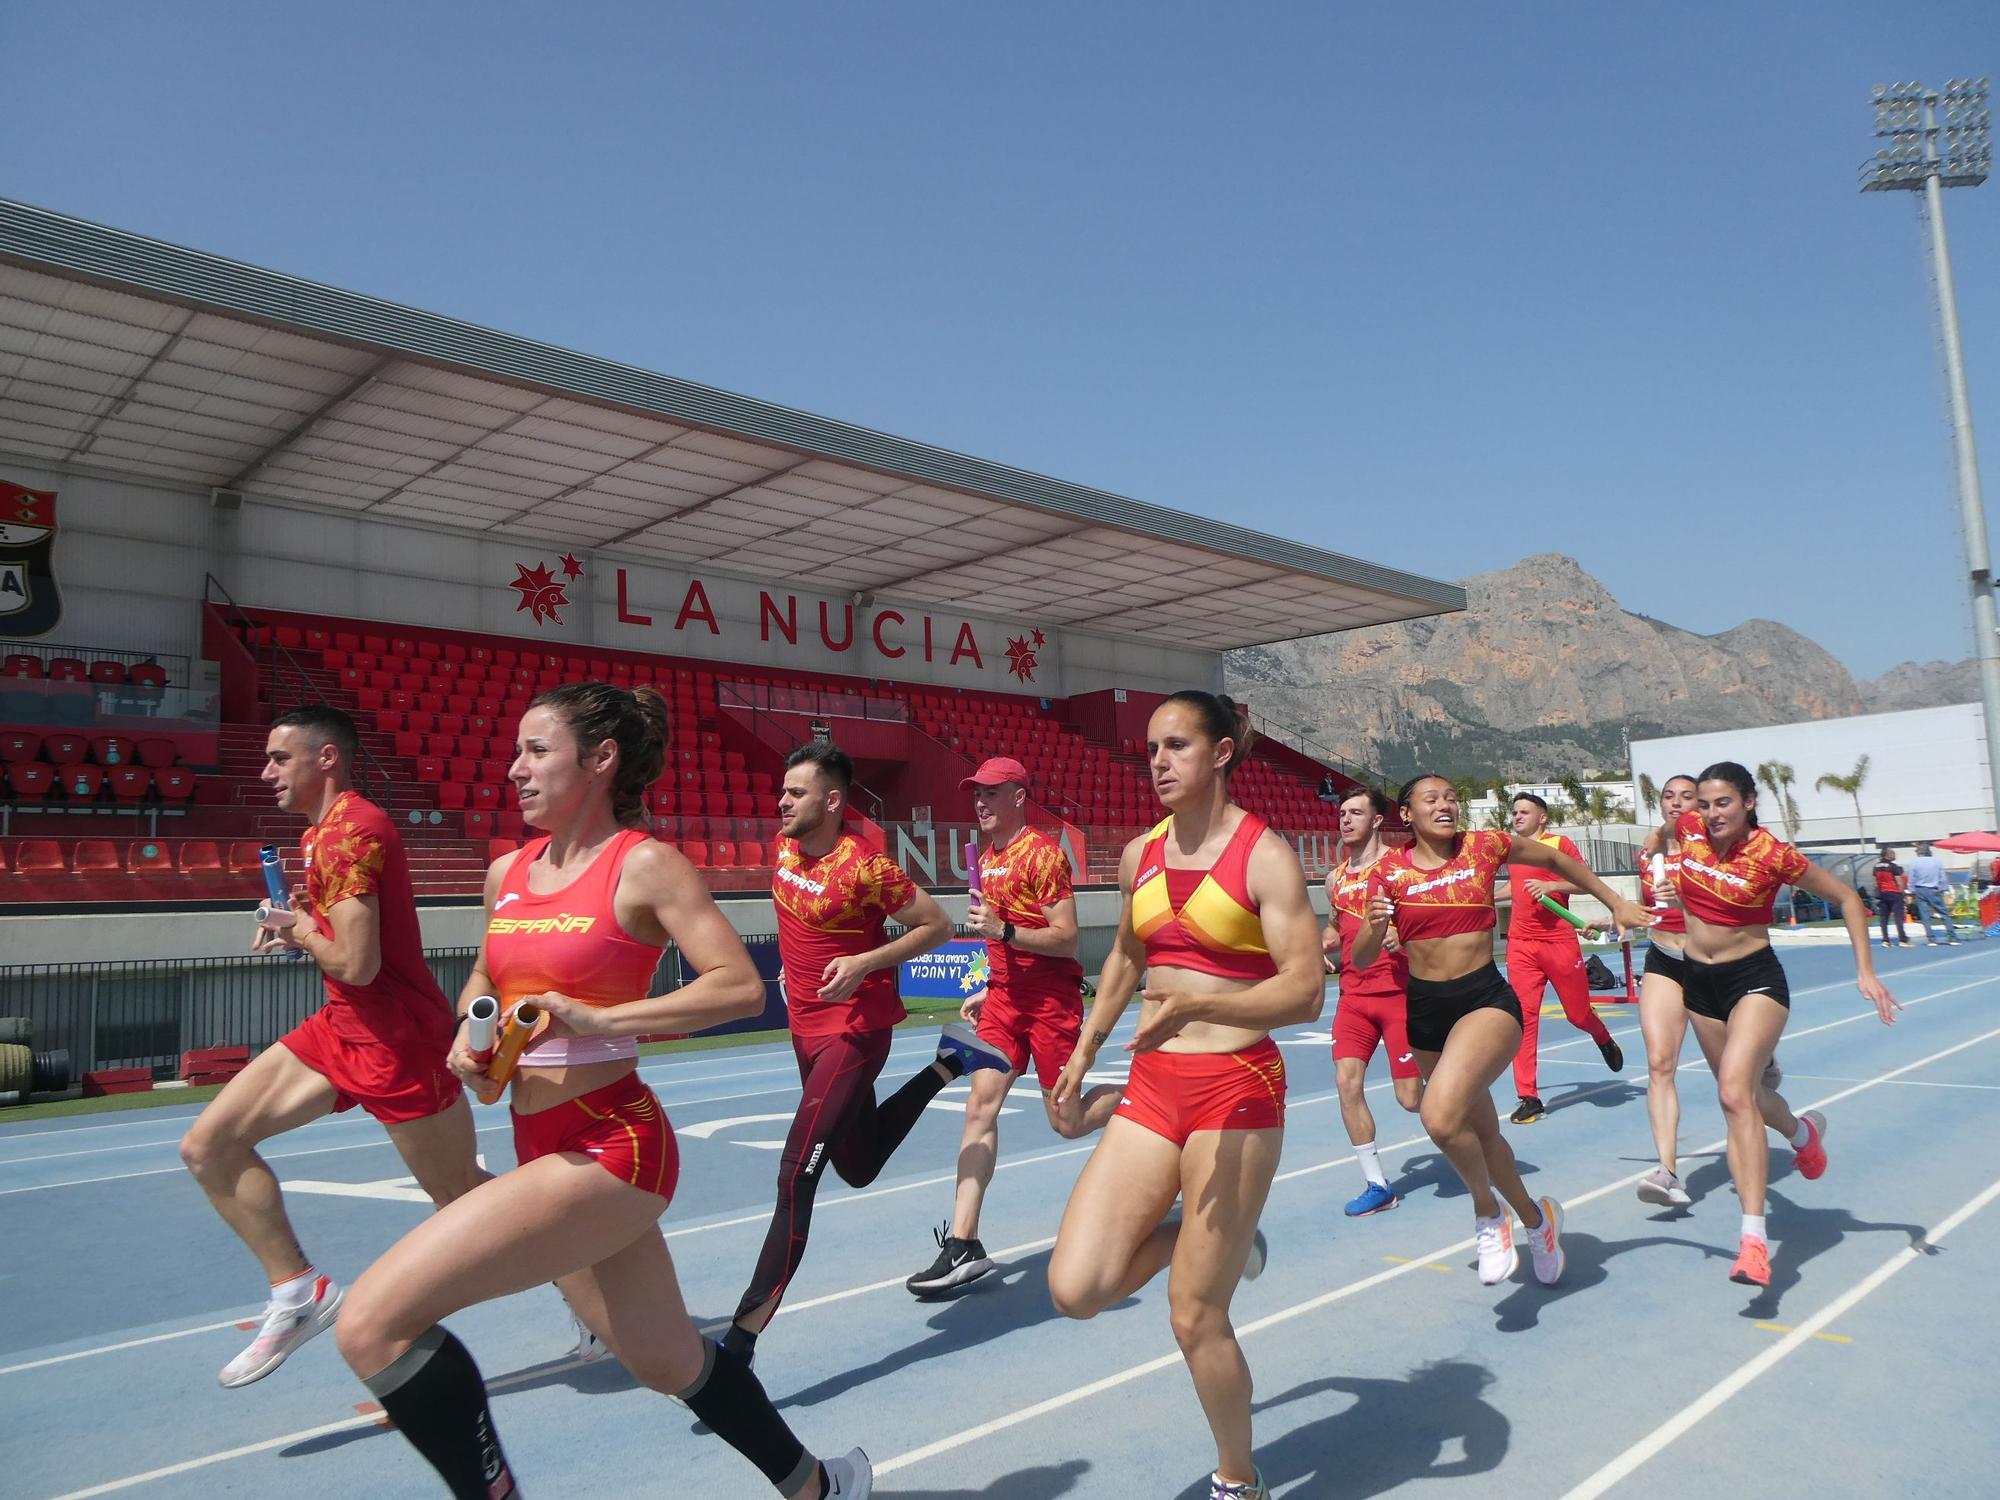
[907,757,1122,1296]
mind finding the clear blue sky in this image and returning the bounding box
[7,2,1995,677]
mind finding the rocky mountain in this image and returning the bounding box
[1859,657,1978,713]
[1225,553,1864,781]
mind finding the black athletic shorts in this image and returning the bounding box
[1682,947,1790,1022]
[1642,943,1688,988]
[1406,963,1523,1053]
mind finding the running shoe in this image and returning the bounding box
[936,1023,1013,1076]
[1793,1110,1828,1180]
[1509,1095,1545,1125]
[1344,1181,1400,1217]
[1729,1235,1771,1287]
[824,1448,874,1498]
[905,1223,995,1296]
[1526,1196,1566,1285]
[1475,1214,1517,1284]
[1899,940,1914,947]
[570,1309,610,1363]
[1636,1167,1691,1207]
[1209,1469,1269,1500]
[218,1274,342,1388]
[1598,1036,1625,1072]
[1242,1228,1269,1282]
[1762,1055,1784,1092]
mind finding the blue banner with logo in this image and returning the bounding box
[900,939,989,1003]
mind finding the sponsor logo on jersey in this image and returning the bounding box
[776,863,828,896]
[1402,865,1481,898]
[487,913,597,935]
[495,892,522,910]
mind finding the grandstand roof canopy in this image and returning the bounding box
[0,198,1464,648]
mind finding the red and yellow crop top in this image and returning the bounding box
[1131,812,1278,982]
[1370,830,1508,943]
[485,828,665,1065]
[1671,811,1809,928]
[1328,854,1407,998]
[1640,846,1687,936]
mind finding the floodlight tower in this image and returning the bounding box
[1865,78,1997,826]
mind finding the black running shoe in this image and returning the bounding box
[1598,1036,1625,1072]
[1510,1095,1545,1124]
[905,1223,995,1296]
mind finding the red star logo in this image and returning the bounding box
[1030,627,1045,648]
[559,552,583,580]
[1003,634,1039,683]
[508,560,570,626]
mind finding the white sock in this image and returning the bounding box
[1356,1141,1387,1189]
[1789,1118,1813,1148]
[270,1268,319,1309]
[1741,1214,1767,1244]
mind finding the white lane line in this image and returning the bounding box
[0,1318,258,1378]
[1558,1170,2000,1500]
[873,1018,2000,1478]
[1756,1074,2000,1092]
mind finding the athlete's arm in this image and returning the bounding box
[1506,834,1652,936]
[1321,872,1342,972]
[285,889,383,988]
[1791,861,1900,1024]
[1052,836,1147,1105]
[1350,886,1393,970]
[535,840,764,1036]
[819,887,951,1005]
[1001,895,1078,959]
[1130,829,1324,1049]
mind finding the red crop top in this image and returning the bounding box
[1130,812,1278,982]
[1671,811,1810,928]
[1329,854,1407,999]
[1370,830,1508,943]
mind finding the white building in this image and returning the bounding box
[1630,702,1990,848]
[1463,780,1636,830]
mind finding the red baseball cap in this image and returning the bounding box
[960,756,1029,790]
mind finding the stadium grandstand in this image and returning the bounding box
[0,196,1463,926]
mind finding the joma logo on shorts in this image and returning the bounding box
[487,915,597,934]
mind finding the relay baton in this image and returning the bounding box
[474,1002,544,1106]
[465,995,499,1068]
[1537,894,1592,932]
[1649,853,1670,910]
[257,845,306,960]
[965,836,981,895]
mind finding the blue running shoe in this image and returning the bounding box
[1344,1181,1400,1217]
[936,1022,1014,1076]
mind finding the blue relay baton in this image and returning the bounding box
[257,844,306,960]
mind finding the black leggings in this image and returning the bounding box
[734,1028,947,1323]
[1878,893,1907,943]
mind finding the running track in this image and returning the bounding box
[1,939,1993,1498]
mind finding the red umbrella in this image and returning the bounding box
[1935,831,2000,853]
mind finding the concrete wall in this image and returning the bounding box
[1631,703,1990,847]
[0,456,1218,702]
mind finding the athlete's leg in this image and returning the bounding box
[825,1032,955,1189]
[1546,944,1613,1046]
[1638,969,1689,1176]
[384,1093,490,1207]
[1506,945,1547,1101]
[1047,1116,1186,1318]
[1168,1126,1283,1489]
[949,1064,1018,1239]
[1688,996,1790,1219]
[1688,1008,1798,1138]
[1334,1054,1376,1148]
[1418,1009,1541,1225]
[179,1042,339,1280]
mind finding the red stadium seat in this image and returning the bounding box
[88,659,127,687]
[487,837,520,862]
[228,842,266,873]
[463,809,493,840]
[274,626,304,650]
[155,767,195,804]
[90,735,133,766]
[710,841,737,868]
[416,756,444,783]
[437,783,469,810]
[47,657,87,683]
[0,731,39,763]
[179,841,223,873]
[42,733,86,767]
[680,841,710,867]
[106,766,152,803]
[5,763,53,799]
[72,839,119,873]
[62,764,105,799]
[127,841,175,875]
[15,839,63,873]
[137,737,178,769]
[470,783,499,811]
[2,653,44,679]
[128,662,167,695]
[495,812,524,839]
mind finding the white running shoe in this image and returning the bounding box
[571,1309,610,1363]
[218,1274,341,1388]
[1636,1167,1691,1207]
[1526,1196,1566,1285]
[1241,1227,1269,1282]
[1474,1214,1517,1284]
[824,1447,873,1498]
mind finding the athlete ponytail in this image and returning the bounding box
[1695,760,1759,829]
[530,680,670,828]
[1161,689,1255,779]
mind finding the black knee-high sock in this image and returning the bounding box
[860,1059,954,1169]
[365,1326,517,1499]
[677,1336,822,1497]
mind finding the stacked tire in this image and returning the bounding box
[0,1018,69,1102]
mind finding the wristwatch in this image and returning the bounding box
[1001,921,1016,945]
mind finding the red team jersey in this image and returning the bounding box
[1370,830,1509,943]
[1507,832,1582,939]
[1671,811,1810,927]
[1328,854,1407,998]
[773,830,917,1038]
[303,791,456,1035]
[978,828,1084,1010]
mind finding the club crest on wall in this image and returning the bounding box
[0,481,61,637]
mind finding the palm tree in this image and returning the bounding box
[1584,787,1621,828]
[1815,755,1871,841]
[1755,761,1803,844]
[1482,779,1513,830]
[1637,772,1658,821]
[1558,773,1590,825]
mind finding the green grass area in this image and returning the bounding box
[0,999,971,1125]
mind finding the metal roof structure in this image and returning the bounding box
[0,198,1464,648]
